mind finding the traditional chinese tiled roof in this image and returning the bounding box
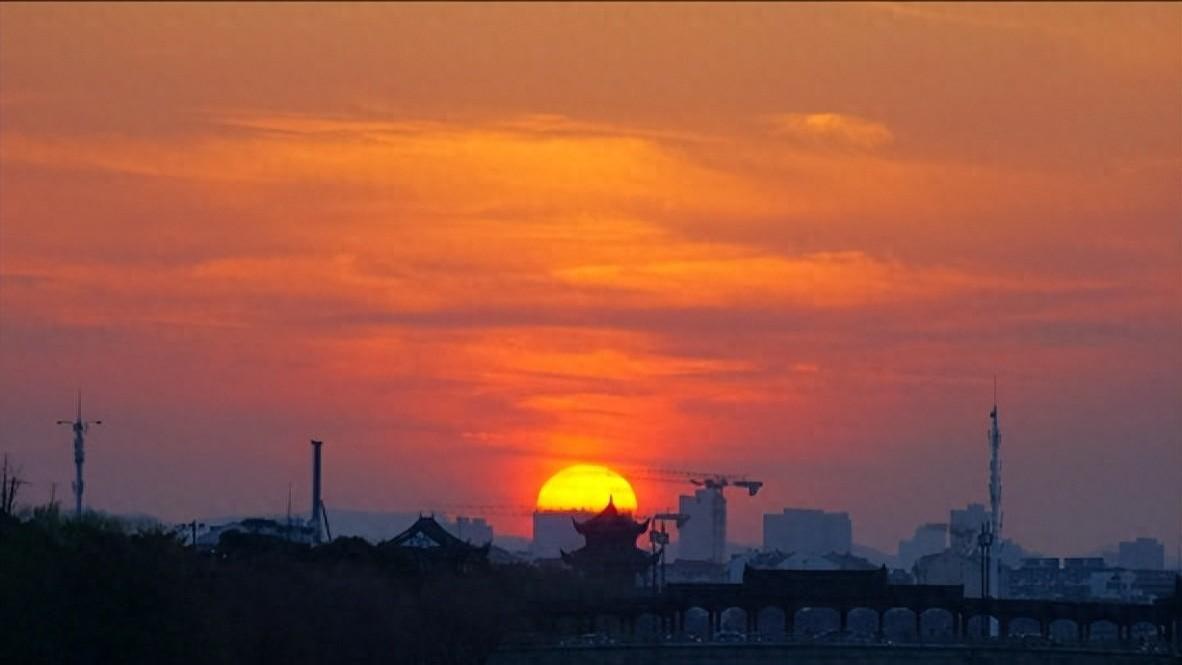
[571,496,649,537]
[385,515,489,554]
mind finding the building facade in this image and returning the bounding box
[381,515,490,573]
[451,515,493,545]
[678,488,726,563]
[763,508,852,555]
[898,522,947,569]
[561,497,657,588]
[1119,537,1165,570]
[949,503,991,554]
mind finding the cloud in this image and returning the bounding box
[764,112,894,150]
[552,251,1008,309]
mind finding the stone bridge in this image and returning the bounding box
[528,567,1181,651]
[491,643,1177,665]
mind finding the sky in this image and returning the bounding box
[1,3,1179,557]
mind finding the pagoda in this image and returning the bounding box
[561,497,658,587]
[381,515,490,574]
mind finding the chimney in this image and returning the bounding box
[310,439,323,544]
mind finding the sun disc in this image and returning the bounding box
[536,464,638,513]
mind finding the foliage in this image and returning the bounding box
[0,454,26,517]
[0,512,587,664]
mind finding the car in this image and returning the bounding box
[714,630,746,643]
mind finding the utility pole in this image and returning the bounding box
[310,440,323,544]
[190,519,204,550]
[57,391,101,519]
[987,378,1002,599]
[978,523,994,599]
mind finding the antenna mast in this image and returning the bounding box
[56,390,102,519]
[986,377,1003,603]
[988,378,1002,541]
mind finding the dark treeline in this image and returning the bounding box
[0,507,590,665]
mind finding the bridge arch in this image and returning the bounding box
[1086,619,1119,644]
[1007,616,1042,638]
[794,606,840,638]
[682,606,710,641]
[754,606,786,640]
[965,614,1001,641]
[1131,620,1162,645]
[918,607,955,642]
[634,612,663,642]
[846,606,880,636]
[1048,618,1080,643]
[882,607,918,642]
[719,606,748,635]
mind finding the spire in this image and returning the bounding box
[988,376,1002,542]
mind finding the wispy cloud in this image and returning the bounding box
[763,113,894,150]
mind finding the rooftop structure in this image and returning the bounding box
[561,497,657,587]
[382,514,490,573]
[763,507,852,556]
[678,488,726,563]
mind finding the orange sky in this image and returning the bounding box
[1,3,1179,556]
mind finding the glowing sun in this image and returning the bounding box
[536,464,638,513]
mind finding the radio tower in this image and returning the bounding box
[57,391,102,519]
[987,377,1003,597]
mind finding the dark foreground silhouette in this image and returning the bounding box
[0,508,576,665]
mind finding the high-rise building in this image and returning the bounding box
[898,522,947,569]
[763,508,852,555]
[451,516,494,545]
[949,503,991,554]
[532,510,588,559]
[678,489,726,563]
[1118,537,1165,570]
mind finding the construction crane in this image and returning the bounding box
[56,391,101,519]
[691,476,763,496]
[625,466,764,497]
[625,465,764,564]
[648,511,689,590]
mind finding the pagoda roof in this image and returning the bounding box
[572,496,649,537]
[384,515,489,553]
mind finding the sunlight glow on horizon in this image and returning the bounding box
[0,3,1178,556]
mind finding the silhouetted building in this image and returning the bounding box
[1091,569,1139,601]
[949,503,991,554]
[532,509,588,559]
[664,559,728,584]
[913,549,983,597]
[1119,537,1165,570]
[763,508,852,555]
[1132,569,1180,601]
[452,515,493,545]
[381,514,489,573]
[897,522,947,569]
[727,549,875,582]
[198,518,315,549]
[1006,556,1170,603]
[561,497,657,587]
[678,488,726,563]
